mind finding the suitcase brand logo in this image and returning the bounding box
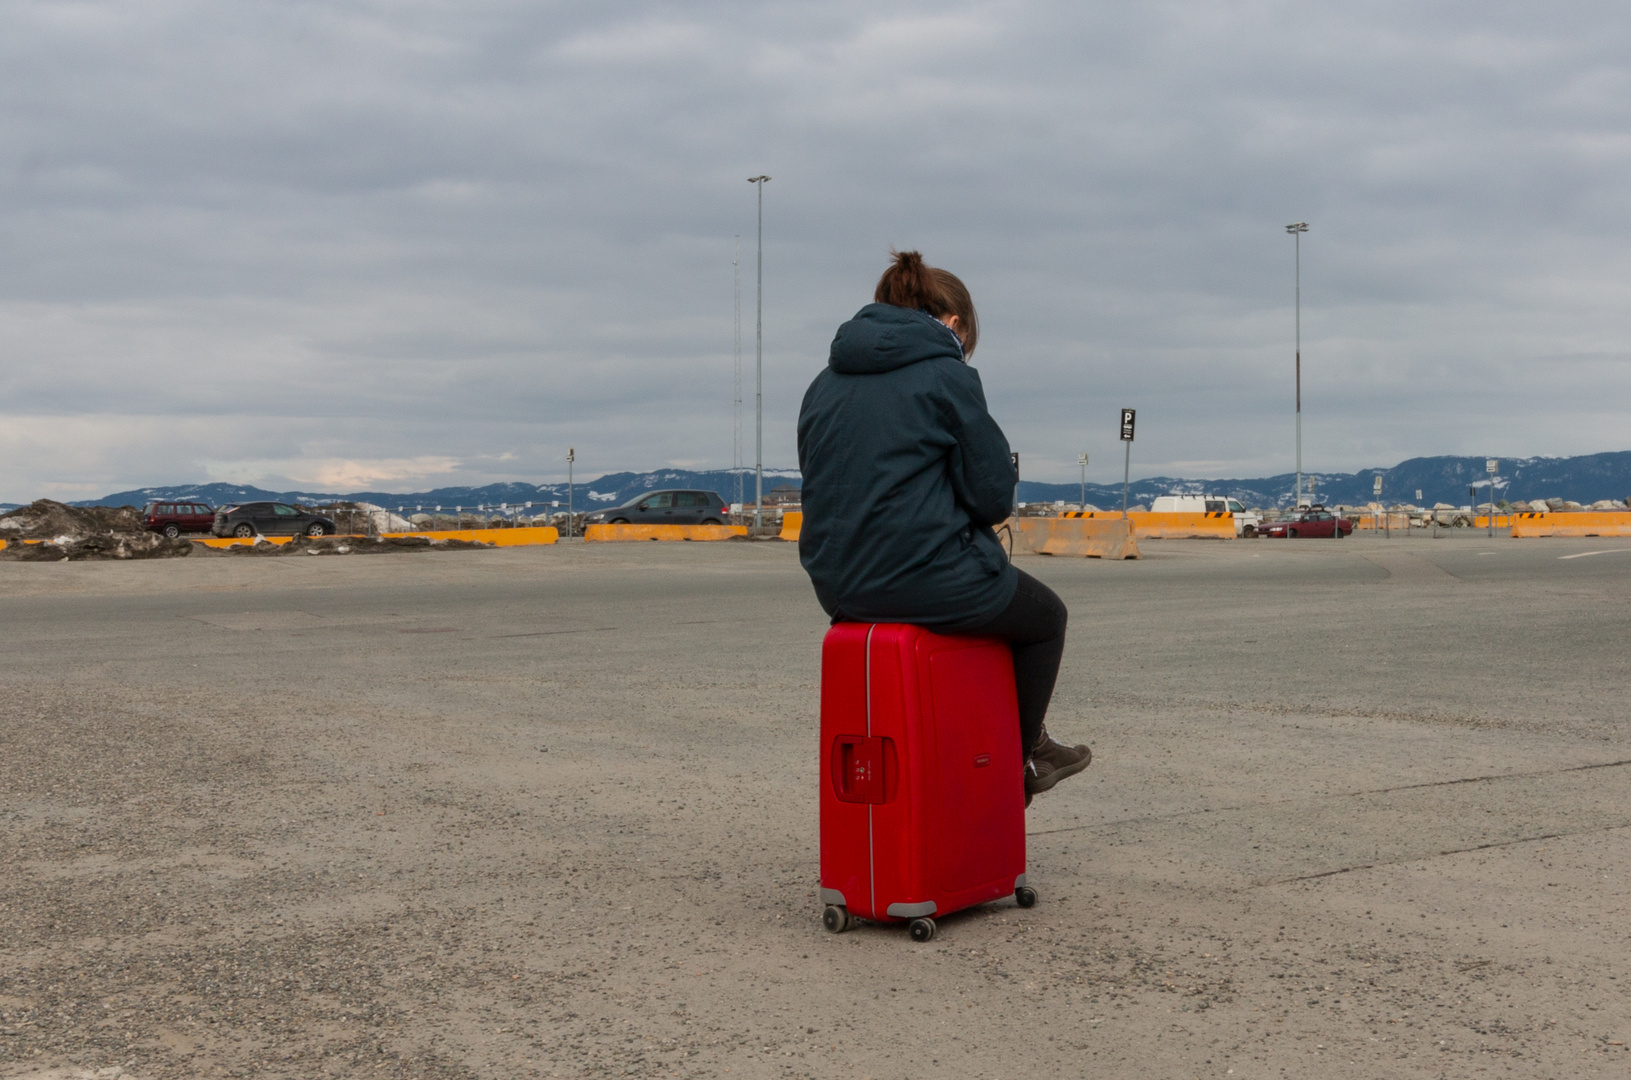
[973,754,991,768]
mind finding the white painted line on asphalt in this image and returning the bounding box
[1558,548,1631,560]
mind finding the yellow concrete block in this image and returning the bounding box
[582,524,749,543]
[380,527,558,546]
[1355,513,1415,531]
[779,511,802,542]
[1510,511,1631,537]
[1056,510,1233,539]
[189,527,558,549]
[191,536,295,549]
[1007,517,1139,559]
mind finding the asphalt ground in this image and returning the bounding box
[2,532,1629,1080]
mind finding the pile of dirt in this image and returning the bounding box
[0,500,192,561]
[217,535,494,557]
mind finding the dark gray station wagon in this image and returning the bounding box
[581,490,730,527]
[212,502,337,538]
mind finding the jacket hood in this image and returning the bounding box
[828,303,963,375]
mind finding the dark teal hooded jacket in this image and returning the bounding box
[797,303,1019,626]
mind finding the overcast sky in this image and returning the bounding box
[3,1,1629,501]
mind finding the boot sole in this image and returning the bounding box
[1025,750,1092,798]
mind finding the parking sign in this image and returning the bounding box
[1120,409,1136,441]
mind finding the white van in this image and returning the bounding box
[1148,494,1260,536]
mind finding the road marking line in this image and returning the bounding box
[1558,549,1631,560]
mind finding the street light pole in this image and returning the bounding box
[1286,222,1309,508]
[1079,452,1088,509]
[748,175,770,531]
[732,235,743,512]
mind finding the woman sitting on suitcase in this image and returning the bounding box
[797,249,1092,806]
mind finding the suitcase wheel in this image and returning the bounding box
[822,905,853,933]
[908,917,936,943]
[1015,886,1038,909]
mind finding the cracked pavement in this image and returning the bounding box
[2,534,1629,1078]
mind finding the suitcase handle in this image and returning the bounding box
[830,735,891,804]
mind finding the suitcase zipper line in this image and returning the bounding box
[865,623,875,921]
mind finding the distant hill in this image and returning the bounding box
[6,452,1625,514]
[55,469,802,513]
[1014,452,1631,509]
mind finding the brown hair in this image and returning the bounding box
[873,249,979,358]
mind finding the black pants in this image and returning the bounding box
[933,569,1067,755]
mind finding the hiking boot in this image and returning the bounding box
[1023,728,1092,806]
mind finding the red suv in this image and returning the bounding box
[143,501,216,538]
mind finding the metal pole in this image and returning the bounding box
[1080,456,1086,509]
[756,183,763,533]
[1122,441,1131,518]
[567,448,574,539]
[1286,223,1308,507]
[748,175,770,532]
[733,235,743,513]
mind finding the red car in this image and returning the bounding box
[142,500,216,538]
[1260,505,1354,538]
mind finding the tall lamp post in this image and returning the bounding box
[1286,222,1309,507]
[1078,452,1089,509]
[748,175,771,531]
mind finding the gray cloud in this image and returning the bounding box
[3,0,1629,500]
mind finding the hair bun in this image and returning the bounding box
[869,249,980,358]
[874,249,944,313]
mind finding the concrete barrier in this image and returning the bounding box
[1007,516,1139,559]
[1355,513,1416,531]
[1510,512,1631,538]
[381,527,558,546]
[778,511,802,542]
[190,527,559,549]
[583,523,749,543]
[192,536,296,549]
[4,536,207,553]
[1056,510,1234,539]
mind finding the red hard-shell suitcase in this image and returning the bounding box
[818,622,1035,941]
